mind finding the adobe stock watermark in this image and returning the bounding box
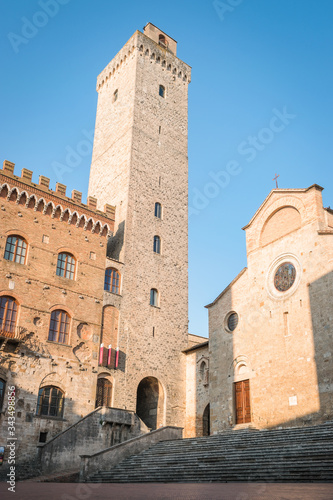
[52,129,94,182]
[189,106,296,217]
[213,0,245,22]
[7,386,16,493]
[7,0,71,54]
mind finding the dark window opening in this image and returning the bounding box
[155,202,162,219]
[227,312,238,332]
[104,268,120,294]
[4,235,27,264]
[113,89,118,102]
[48,310,70,344]
[39,432,48,443]
[95,378,112,407]
[159,34,167,47]
[150,289,158,307]
[56,252,75,280]
[0,379,5,411]
[0,296,18,335]
[36,386,64,418]
[159,85,165,98]
[153,235,161,254]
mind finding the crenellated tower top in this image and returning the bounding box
[96,25,191,92]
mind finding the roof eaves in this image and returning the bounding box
[205,267,247,309]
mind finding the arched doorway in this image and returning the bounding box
[203,404,210,436]
[136,377,164,430]
[95,378,112,408]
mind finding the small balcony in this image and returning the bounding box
[0,326,26,342]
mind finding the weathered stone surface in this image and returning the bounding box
[206,186,333,433]
[88,26,191,429]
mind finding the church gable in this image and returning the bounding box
[244,185,326,254]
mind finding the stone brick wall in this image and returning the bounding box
[38,407,148,475]
[184,342,209,438]
[207,186,333,433]
[0,163,114,463]
[88,27,191,429]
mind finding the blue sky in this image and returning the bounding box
[1,1,332,337]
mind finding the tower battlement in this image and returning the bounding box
[0,159,115,236]
[96,29,191,92]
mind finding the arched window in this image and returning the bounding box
[154,202,162,219]
[153,236,161,254]
[0,379,5,411]
[36,386,64,418]
[56,252,75,280]
[48,310,70,344]
[159,85,165,98]
[159,34,167,47]
[95,378,112,408]
[104,268,120,294]
[4,235,27,264]
[150,288,159,307]
[0,296,18,334]
[113,89,118,102]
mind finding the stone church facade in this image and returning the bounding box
[0,23,332,471]
[206,185,333,433]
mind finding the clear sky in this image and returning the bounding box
[1,1,332,337]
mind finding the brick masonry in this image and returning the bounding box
[0,162,115,462]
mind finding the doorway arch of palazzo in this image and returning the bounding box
[203,403,210,436]
[136,376,165,430]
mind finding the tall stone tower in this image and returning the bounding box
[88,23,191,429]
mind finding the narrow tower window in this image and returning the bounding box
[113,89,118,102]
[155,202,162,219]
[159,85,165,98]
[153,235,161,254]
[150,289,159,307]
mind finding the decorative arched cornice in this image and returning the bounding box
[0,181,112,237]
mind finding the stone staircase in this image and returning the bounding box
[87,421,333,483]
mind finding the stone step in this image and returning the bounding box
[85,422,333,483]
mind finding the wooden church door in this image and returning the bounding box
[235,379,251,424]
